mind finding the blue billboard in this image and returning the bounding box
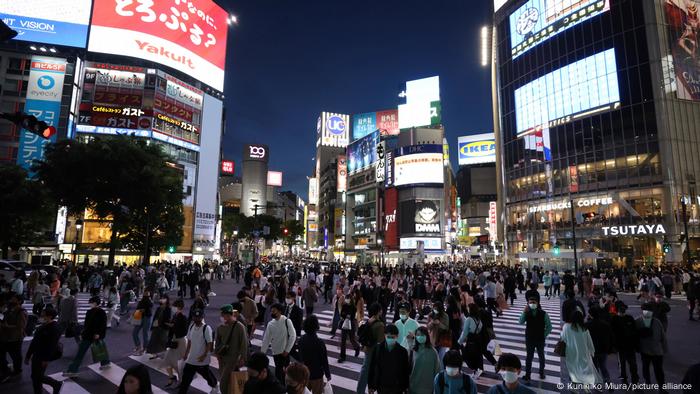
[352,112,377,140]
[514,48,620,137]
[347,129,379,173]
[509,0,609,59]
[0,1,92,48]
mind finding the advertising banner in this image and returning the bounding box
[17,56,66,171]
[400,237,442,250]
[385,149,395,188]
[458,133,496,165]
[221,160,234,174]
[398,76,440,129]
[0,0,92,47]
[400,200,442,235]
[376,141,386,183]
[384,188,399,249]
[308,177,319,205]
[318,112,350,147]
[267,171,283,186]
[665,0,700,101]
[489,201,497,237]
[88,0,229,91]
[376,109,399,136]
[347,129,379,173]
[352,112,376,140]
[193,93,223,243]
[393,144,444,186]
[337,155,347,192]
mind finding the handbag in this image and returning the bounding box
[322,379,334,394]
[130,310,143,326]
[341,318,352,330]
[554,340,566,357]
[229,370,248,394]
[215,322,237,357]
[91,340,110,363]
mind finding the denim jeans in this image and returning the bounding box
[132,316,152,348]
[67,339,110,372]
[356,347,373,394]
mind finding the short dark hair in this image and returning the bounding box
[442,349,463,368]
[368,302,382,317]
[247,352,269,372]
[42,307,58,319]
[303,315,320,334]
[384,324,398,336]
[173,299,184,308]
[237,290,246,299]
[496,353,522,371]
[271,303,285,313]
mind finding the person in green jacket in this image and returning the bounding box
[409,326,441,394]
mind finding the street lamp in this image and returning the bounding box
[377,238,384,268]
[73,218,83,264]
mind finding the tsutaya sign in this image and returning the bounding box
[528,197,613,213]
[601,224,666,236]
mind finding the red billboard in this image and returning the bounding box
[376,109,399,136]
[88,0,229,91]
[384,188,399,250]
[221,160,234,174]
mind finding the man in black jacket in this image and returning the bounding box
[284,291,304,359]
[63,296,110,376]
[368,324,410,394]
[586,306,614,382]
[610,301,639,385]
[243,352,285,394]
[561,290,586,323]
[25,308,62,394]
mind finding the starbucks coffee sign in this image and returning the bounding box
[601,224,666,236]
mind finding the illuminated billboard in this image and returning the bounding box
[352,112,376,140]
[376,109,400,135]
[400,200,442,235]
[458,133,496,165]
[337,155,347,192]
[393,144,444,186]
[308,177,319,205]
[88,0,229,91]
[221,160,234,174]
[267,171,283,187]
[665,0,700,101]
[347,130,379,174]
[514,48,620,137]
[398,76,441,129]
[317,112,350,147]
[0,0,92,47]
[510,0,609,59]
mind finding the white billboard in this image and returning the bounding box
[458,133,496,165]
[0,0,92,47]
[393,145,444,187]
[193,93,222,242]
[308,177,319,205]
[318,112,350,147]
[267,171,283,187]
[398,76,441,129]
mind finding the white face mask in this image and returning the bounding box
[400,314,408,321]
[445,367,460,377]
[529,303,538,309]
[642,310,653,318]
[500,370,519,384]
[286,298,294,305]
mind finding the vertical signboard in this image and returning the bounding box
[489,201,497,238]
[385,148,394,187]
[569,166,579,193]
[17,56,67,172]
[337,155,347,192]
[376,141,386,183]
[384,188,399,250]
[665,0,700,101]
[193,93,223,243]
[308,177,319,205]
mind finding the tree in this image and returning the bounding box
[36,136,184,264]
[0,164,55,259]
[281,219,305,255]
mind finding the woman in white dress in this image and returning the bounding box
[560,310,601,386]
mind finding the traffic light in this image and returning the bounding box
[553,243,560,255]
[1,112,56,139]
[662,242,671,254]
[167,245,176,253]
[283,228,289,236]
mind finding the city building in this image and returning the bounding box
[492,0,700,267]
[0,0,233,262]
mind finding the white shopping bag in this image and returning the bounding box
[323,380,334,394]
[487,339,497,354]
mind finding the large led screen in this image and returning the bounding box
[665,0,700,101]
[509,0,609,59]
[347,130,379,174]
[400,200,442,235]
[0,0,92,47]
[88,0,229,91]
[514,48,620,137]
[393,144,444,186]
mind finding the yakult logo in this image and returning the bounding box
[249,146,266,159]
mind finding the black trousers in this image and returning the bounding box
[552,284,561,296]
[640,353,664,385]
[618,350,639,383]
[31,359,60,394]
[525,340,546,376]
[273,353,290,383]
[305,305,314,317]
[178,363,217,394]
[0,341,23,375]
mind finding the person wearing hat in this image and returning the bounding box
[610,301,639,385]
[260,303,297,383]
[243,352,285,394]
[395,302,419,350]
[214,304,248,394]
[64,296,110,376]
[179,308,219,394]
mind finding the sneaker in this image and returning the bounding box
[473,369,482,379]
[523,374,531,382]
[210,386,220,394]
[539,372,546,380]
[62,371,79,378]
[99,363,111,370]
[337,358,345,363]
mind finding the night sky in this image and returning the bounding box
[222,0,493,200]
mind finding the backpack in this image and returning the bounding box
[357,320,379,347]
[437,371,471,394]
[189,323,210,342]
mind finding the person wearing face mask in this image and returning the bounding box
[146,294,172,359]
[650,291,671,332]
[214,304,248,394]
[63,296,110,377]
[243,352,286,394]
[408,326,441,394]
[367,324,410,394]
[610,301,639,385]
[433,349,477,394]
[329,287,344,338]
[179,308,219,394]
[284,291,303,359]
[131,290,153,356]
[260,303,297,383]
[636,303,668,389]
[395,302,419,351]
[337,293,361,362]
[485,353,535,394]
[518,296,552,381]
[428,301,451,363]
[163,299,188,387]
[285,362,312,394]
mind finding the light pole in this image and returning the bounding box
[377,238,384,268]
[73,218,83,264]
[570,200,579,276]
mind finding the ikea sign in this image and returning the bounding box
[458,133,496,165]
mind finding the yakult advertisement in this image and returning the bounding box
[88,0,229,91]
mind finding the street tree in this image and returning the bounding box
[281,219,305,255]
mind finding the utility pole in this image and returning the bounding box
[681,197,691,265]
[570,200,578,276]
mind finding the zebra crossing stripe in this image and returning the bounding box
[129,354,215,393]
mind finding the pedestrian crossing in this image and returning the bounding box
[48,291,564,394]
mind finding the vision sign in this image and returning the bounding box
[458,133,496,165]
[601,225,666,236]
